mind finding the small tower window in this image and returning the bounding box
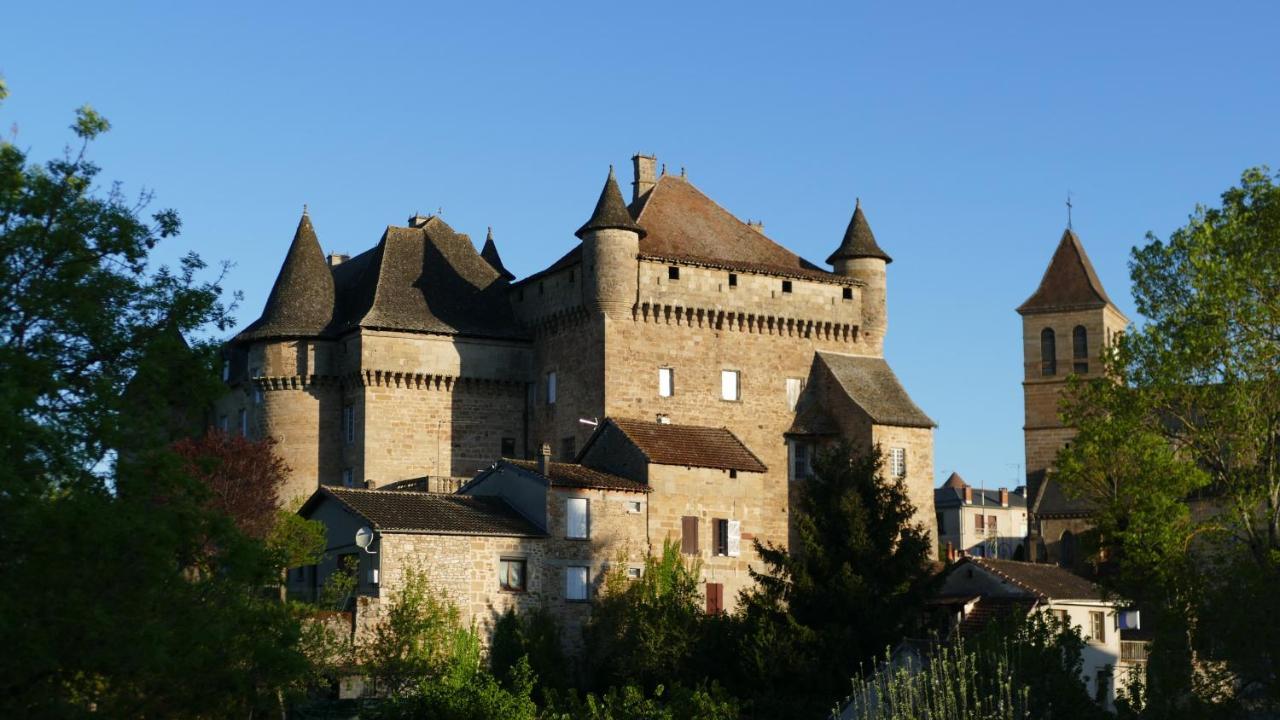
[1073,325,1089,374]
[842,287,853,301]
[728,273,738,288]
[781,280,793,294]
[1040,328,1057,376]
[668,266,680,281]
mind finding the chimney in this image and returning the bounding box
[407,213,431,228]
[747,220,765,234]
[999,487,1009,507]
[537,443,551,476]
[327,252,350,267]
[632,154,657,202]
[963,487,973,504]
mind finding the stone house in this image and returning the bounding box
[934,472,1028,560]
[226,154,936,634]
[936,557,1144,711]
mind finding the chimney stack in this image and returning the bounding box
[408,213,431,228]
[999,488,1009,507]
[632,154,657,203]
[327,252,350,267]
[747,220,765,234]
[963,487,973,504]
[537,443,552,476]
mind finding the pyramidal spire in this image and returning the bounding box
[1017,228,1115,315]
[239,210,335,339]
[575,166,646,240]
[480,226,515,281]
[827,198,892,265]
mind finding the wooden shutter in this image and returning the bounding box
[681,516,699,555]
[727,520,741,557]
[706,583,724,614]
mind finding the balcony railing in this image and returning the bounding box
[1121,640,1149,664]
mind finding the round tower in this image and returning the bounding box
[576,166,646,318]
[828,199,892,354]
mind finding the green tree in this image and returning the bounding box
[734,442,936,719]
[1057,167,1280,715]
[0,89,316,717]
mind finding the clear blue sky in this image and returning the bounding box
[5,2,1277,489]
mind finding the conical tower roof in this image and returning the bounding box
[575,166,646,240]
[827,199,892,265]
[238,210,335,340]
[1017,228,1117,315]
[480,227,515,281]
[942,472,969,489]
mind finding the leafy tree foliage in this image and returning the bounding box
[1058,167,1280,716]
[172,432,292,539]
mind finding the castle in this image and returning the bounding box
[216,155,936,634]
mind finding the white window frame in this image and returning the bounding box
[565,566,589,602]
[658,367,674,397]
[546,371,557,405]
[1090,610,1107,643]
[565,497,589,539]
[626,500,642,514]
[785,377,804,411]
[499,557,527,592]
[720,369,740,402]
[625,566,642,580]
[889,447,907,478]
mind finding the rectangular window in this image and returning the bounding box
[499,558,526,592]
[936,512,946,534]
[988,515,998,532]
[1052,608,1070,626]
[560,436,576,461]
[342,468,354,488]
[253,386,264,405]
[789,440,813,481]
[566,498,589,539]
[781,280,793,293]
[501,437,516,457]
[658,367,674,397]
[238,409,248,437]
[706,582,724,615]
[681,515,699,555]
[1074,361,1089,374]
[546,371,557,405]
[785,377,803,411]
[342,404,355,445]
[565,566,589,601]
[668,265,680,280]
[975,514,985,531]
[842,286,853,300]
[720,370,740,401]
[889,447,907,478]
[713,519,729,556]
[1090,611,1106,643]
[626,566,642,580]
[728,273,738,288]
[626,500,642,514]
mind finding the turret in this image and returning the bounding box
[828,199,892,354]
[576,167,645,318]
[481,227,516,281]
[237,208,335,341]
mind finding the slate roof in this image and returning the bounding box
[480,228,515,281]
[237,212,336,341]
[964,557,1106,601]
[309,486,544,537]
[1017,229,1121,316]
[785,401,840,436]
[817,352,936,428]
[826,199,892,264]
[935,486,1027,509]
[505,459,650,493]
[576,167,646,239]
[604,417,768,473]
[1030,470,1095,518]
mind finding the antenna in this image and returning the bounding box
[578,417,599,427]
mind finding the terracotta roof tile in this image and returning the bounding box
[1017,229,1120,316]
[818,352,936,428]
[942,472,969,489]
[313,487,544,536]
[506,459,650,493]
[606,417,767,473]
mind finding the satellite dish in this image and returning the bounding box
[355,526,375,552]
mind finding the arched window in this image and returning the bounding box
[1040,328,1057,376]
[1073,325,1088,374]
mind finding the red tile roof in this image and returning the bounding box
[606,417,767,473]
[506,459,650,493]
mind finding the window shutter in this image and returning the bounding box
[681,516,699,555]
[727,520,741,557]
[707,583,724,614]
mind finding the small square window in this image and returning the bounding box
[626,500,642,513]
[842,287,853,300]
[658,367,674,397]
[501,437,516,457]
[668,266,680,280]
[720,370,740,402]
[728,273,738,288]
[729,469,738,479]
[566,566,589,601]
[782,280,793,293]
[626,566,642,580]
[500,558,526,592]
